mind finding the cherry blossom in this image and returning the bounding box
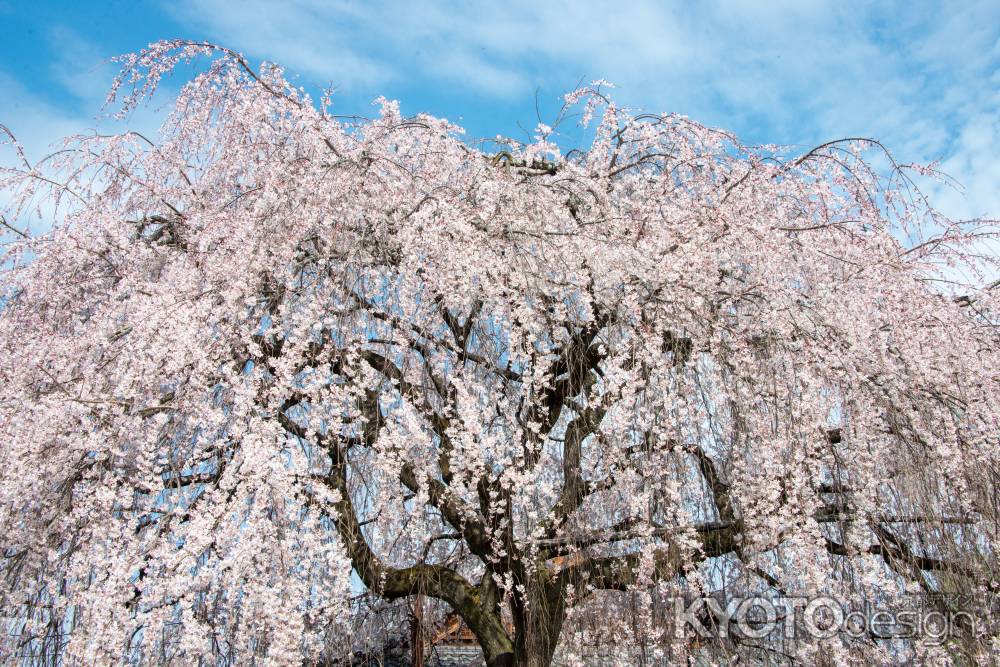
[0,41,997,666]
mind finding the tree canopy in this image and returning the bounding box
[1,41,998,666]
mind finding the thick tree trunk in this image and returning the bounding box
[508,577,567,667]
[467,572,567,667]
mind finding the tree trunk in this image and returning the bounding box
[509,578,567,667]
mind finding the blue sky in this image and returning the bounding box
[1,0,999,222]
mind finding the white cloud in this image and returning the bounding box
[163,0,392,87]
[46,25,119,103]
[0,71,86,166]
[929,107,1000,221]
